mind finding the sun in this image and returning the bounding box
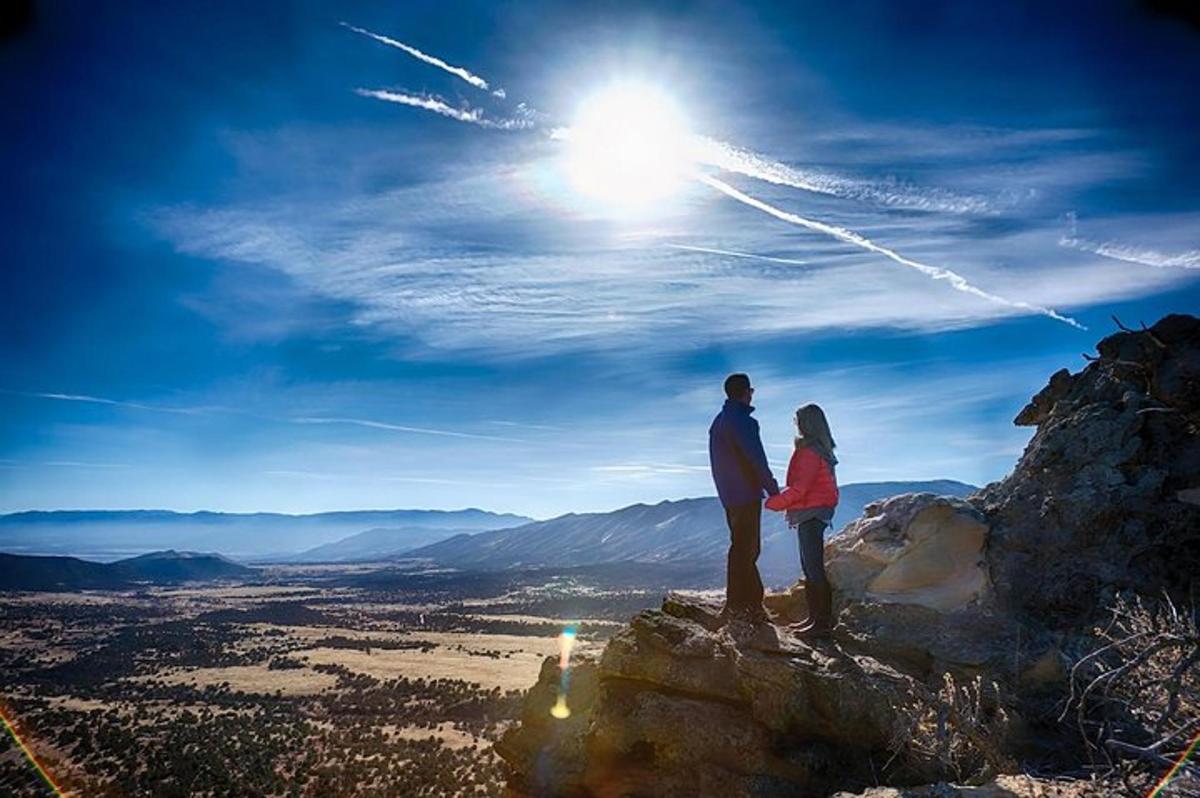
[562,82,693,212]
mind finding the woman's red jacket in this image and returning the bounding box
[765,446,839,511]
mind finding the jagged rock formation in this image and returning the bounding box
[497,315,1199,797]
[971,313,1200,626]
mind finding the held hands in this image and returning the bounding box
[765,486,800,511]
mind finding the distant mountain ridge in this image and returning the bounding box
[0,550,254,591]
[401,480,976,585]
[0,508,533,560]
[288,526,489,563]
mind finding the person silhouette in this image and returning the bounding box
[708,373,780,625]
[765,403,839,637]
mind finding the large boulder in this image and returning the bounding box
[820,494,1031,680]
[827,494,990,613]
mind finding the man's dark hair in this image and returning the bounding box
[724,373,751,400]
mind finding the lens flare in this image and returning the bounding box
[0,701,68,797]
[550,624,579,720]
[1147,728,1200,798]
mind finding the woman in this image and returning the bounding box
[765,403,839,637]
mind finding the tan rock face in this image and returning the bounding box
[828,494,990,612]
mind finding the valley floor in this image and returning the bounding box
[0,564,665,797]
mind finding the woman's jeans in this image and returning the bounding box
[796,518,829,585]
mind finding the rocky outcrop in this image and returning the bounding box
[498,595,964,797]
[972,313,1200,626]
[498,315,1199,797]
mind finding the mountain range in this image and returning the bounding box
[0,508,532,561]
[0,550,253,591]
[0,481,976,582]
[399,480,976,585]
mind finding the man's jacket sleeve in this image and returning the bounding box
[732,416,780,496]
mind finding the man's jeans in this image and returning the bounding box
[724,500,764,610]
[796,518,829,585]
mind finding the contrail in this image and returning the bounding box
[341,22,492,92]
[665,243,809,267]
[340,27,1080,329]
[697,174,1086,329]
[4,387,531,443]
[291,416,529,443]
[1061,236,1200,271]
[355,89,531,130]
[690,136,994,215]
[0,388,216,415]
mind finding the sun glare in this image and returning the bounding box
[563,82,692,212]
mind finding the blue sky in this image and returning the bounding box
[2,1,1198,518]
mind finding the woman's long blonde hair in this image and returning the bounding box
[794,403,837,465]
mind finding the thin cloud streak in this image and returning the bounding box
[4,387,536,446]
[0,389,217,416]
[1061,236,1200,271]
[341,22,493,92]
[290,416,529,443]
[690,136,995,214]
[665,243,809,267]
[354,89,531,130]
[696,173,1086,330]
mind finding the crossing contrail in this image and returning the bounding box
[698,174,1085,329]
[341,22,494,93]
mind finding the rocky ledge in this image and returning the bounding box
[497,315,1199,797]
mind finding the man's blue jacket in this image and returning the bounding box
[708,399,780,508]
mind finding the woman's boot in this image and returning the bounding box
[787,583,817,633]
[795,581,832,638]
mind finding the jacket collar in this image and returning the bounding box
[724,398,755,414]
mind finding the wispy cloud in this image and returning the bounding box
[354,89,531,130]
[289,416,529,443]
[0,459,132,470]
[488,419,565,432]
[0,389,218,416]
[3,387,537,445]
[664,243,809,267]
[159,173,1197,358]
[1061,236,1200,270]
[690,136,996,214]
[341,22,494,93]
[41,461,132,469]
[697,173,1086,329]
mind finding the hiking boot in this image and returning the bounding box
[793,581,832,638]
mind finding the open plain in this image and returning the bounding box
[0,563,686,797]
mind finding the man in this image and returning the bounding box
[709,373,780,625]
